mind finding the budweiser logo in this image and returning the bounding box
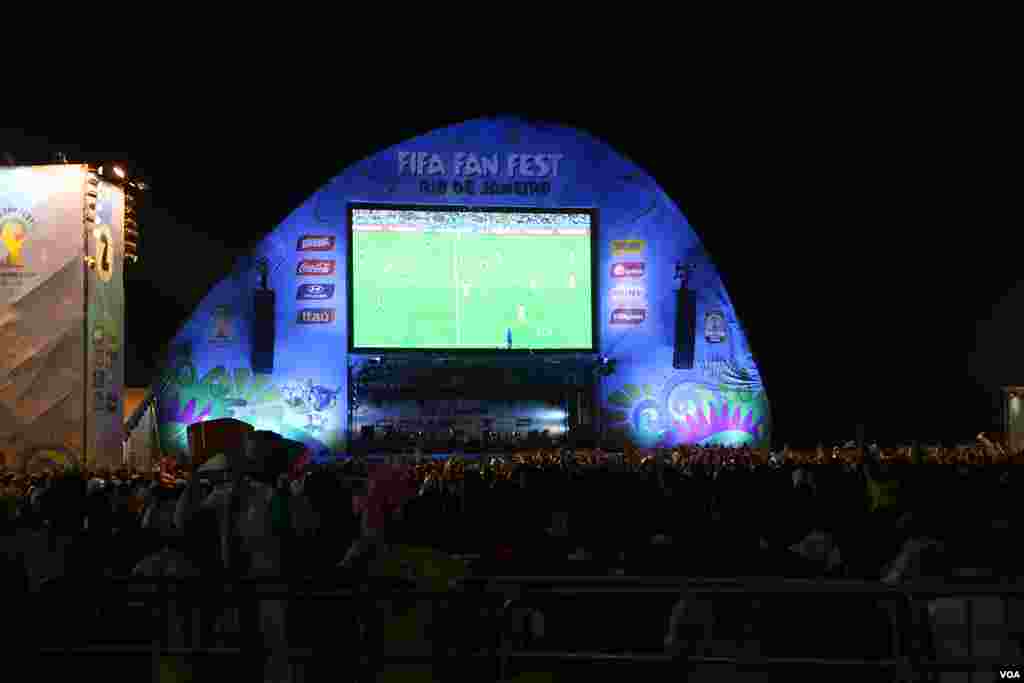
[297,308,335,324]
[297,235,335,251]
[296,259,335,276]
[610,262,645,278]
[610,308,646,324]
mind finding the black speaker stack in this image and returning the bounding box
[252,289,276,374]
[673,286,696,370]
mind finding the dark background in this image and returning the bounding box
[1,85,1008,447]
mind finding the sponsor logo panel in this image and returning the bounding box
[610,262,644,278]
[297,259,335,276]
[611,239,645,257]
[297,308,336,324]
[297,235,336,251]
[609,284,646,302]
[297,283,335,300]
[610,308,646,325]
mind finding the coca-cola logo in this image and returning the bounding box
[610,308,646,324]
[297,235,335,251]
[610,262,645,278]
[296,259,335,276]
[297,308,335,324]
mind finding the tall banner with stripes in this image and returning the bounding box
[86,178,125,468]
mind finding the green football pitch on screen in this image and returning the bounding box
[351,226,593,349]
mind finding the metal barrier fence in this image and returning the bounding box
[33,575,1024,682]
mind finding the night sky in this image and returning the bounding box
[1,95,1007,446]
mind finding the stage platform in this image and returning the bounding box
[340,449,623,464]
[358,452,522,463]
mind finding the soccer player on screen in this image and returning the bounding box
[504,305,529,348]
[569,273,576,289]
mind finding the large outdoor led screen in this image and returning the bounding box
[349,205,597,352]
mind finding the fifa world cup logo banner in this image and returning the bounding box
[0,215,29,267]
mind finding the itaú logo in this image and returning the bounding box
[297,308,335,324]
[296,259,335,276]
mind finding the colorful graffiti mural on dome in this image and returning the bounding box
[155,360,344,460]
[664,379,769,447]
[605,373,769,449]
[605,383,668,447]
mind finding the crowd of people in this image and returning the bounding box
[0,432,1021,681]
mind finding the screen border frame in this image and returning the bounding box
[347,202,599,356]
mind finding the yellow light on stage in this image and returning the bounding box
[113,166,125,179]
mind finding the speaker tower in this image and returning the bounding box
[252,289,276,374]
[673,286,697,370]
